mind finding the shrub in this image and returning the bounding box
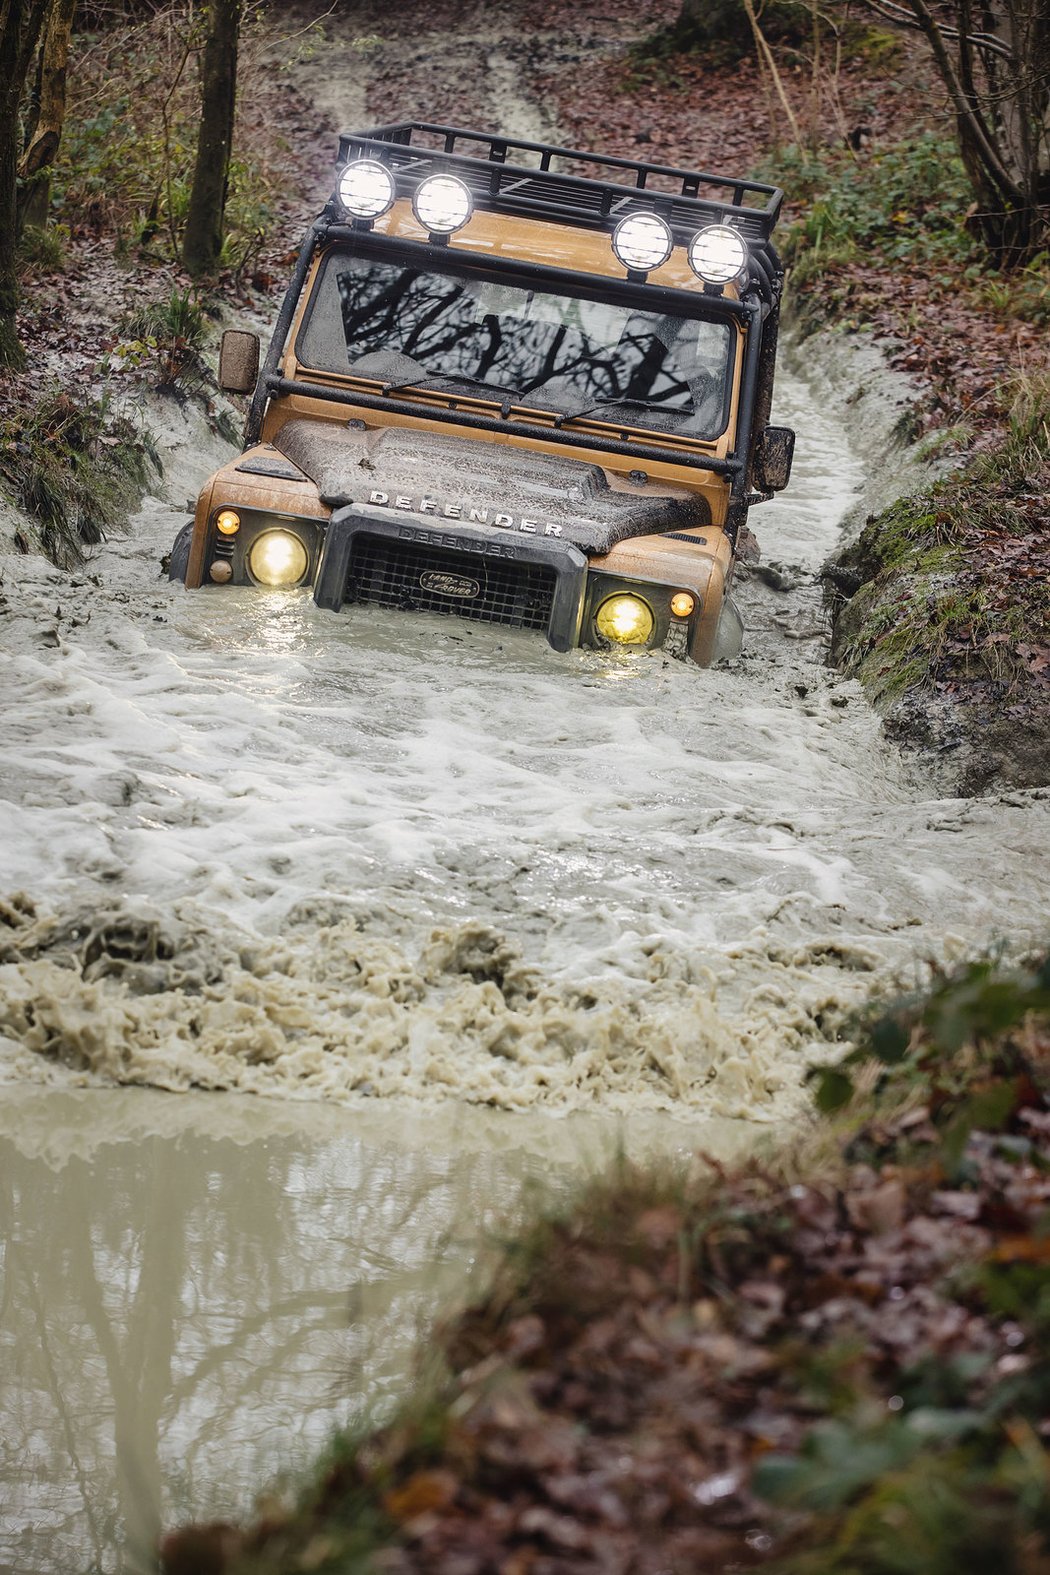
[0,389,160,567]
[118,287,210,395]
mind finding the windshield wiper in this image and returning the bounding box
[350,353,527,417]
[553,396,678,430]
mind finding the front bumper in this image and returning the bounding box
[171,503,720,661]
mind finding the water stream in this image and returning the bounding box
[1,356,1047,1570]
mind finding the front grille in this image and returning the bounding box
[346,535,556,632]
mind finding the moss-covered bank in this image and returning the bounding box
[826,382,1050,794]
[161,952,1050,1574]
[760,130,1050,794]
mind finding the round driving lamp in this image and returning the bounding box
[215,508,241,536]
[688,224,747,284]
[412,175,473,235]
[246,530,309,588]
[338,159,396,220]
[595,593,655,646]
[670,591,695,618]
[611,212,674,274]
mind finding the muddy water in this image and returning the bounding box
[1,370,1046,1120]
[1,1086,741,1575]
[1,367,1048,1572]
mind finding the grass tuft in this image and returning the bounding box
[0,388,160,567]
[118,287,211,396]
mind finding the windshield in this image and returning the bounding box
[296,252,735,440]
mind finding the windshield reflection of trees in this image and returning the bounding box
[331,260,730,437]
[0,1123,511,1575]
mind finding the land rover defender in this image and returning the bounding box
[169,122,794,663]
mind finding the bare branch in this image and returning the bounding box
[904,0,1024,199]
[853,0,1014,60]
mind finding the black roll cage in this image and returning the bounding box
[246,224,771,492]
[244,123,784,500]
[340,122,782,280]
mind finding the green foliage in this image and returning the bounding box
[765,136,1050,332]
[55,14,282,268]
[0,389,160,567]
[809,952,1050,1167]
[118,287,210,394]
[769,134,975,285]
[973,253,1050,326]
[16,223,69,274]
[765,1439,1049,1574]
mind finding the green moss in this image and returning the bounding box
[830,384,1049,727]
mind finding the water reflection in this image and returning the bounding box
[0,1087,741,1574]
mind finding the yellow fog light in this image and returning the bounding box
[670,591,695,618]
[595,594,655,646]
[215,508,241,536]
[247,529,309,587]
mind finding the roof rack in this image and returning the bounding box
[336,122,783,256]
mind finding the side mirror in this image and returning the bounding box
[753,425,795,492]
[218,330,260,394]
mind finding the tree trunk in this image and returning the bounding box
[858,0,1050,263]
[18,0,76,233]
[181,0,241,279]
[0,0,50,370]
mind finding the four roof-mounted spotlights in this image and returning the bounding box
[337,158,750,284]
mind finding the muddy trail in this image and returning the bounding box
[4,356,1045,1124]
[2,2,1045,1127]
[0,7,1048,1572]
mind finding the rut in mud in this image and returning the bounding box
[1,5,1047,1129]
[1,353,1046,1123]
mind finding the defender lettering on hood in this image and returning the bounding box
[365,490,564,537]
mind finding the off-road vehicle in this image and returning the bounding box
[169,122,794,663]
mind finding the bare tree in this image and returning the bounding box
[182,0,242,278]
[857,0,1049,262]
[0,0,50,369]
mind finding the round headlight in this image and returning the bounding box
[595,594,655,646]
[688,224,747,284]
[611,212,674,273]
[338,159,395,220]
[412,175,473,235]
[247,530,309,588]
